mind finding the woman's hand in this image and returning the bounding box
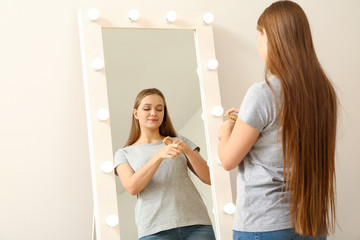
[164,136,211,184]
[157,140,184,160]
[225,107,239,122]
[163,136,189,154]
[218,108,239,140]
[225,107,239,117]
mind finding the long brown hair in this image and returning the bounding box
[257,1,337,237]
[124,88,177,147]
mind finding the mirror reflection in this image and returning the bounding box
[102,28,216,239]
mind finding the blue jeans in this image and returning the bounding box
[233,229,327,240]
[139,225,215,240]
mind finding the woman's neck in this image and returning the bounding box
[134,128,164,145]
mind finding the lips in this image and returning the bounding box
[148,119,158,122]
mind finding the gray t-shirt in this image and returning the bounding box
[234,76,292,232]
[114,136,212,238]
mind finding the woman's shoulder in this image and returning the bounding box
[247,76,281,99]
[115,145,134,156]
[251,76,280,89]
[114,147,126,157]
[246,82,271,99]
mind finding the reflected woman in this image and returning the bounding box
[218,1,337,240]
[114,88,215,240]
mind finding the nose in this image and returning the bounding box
[150,109,157,116]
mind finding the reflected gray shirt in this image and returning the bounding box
[234,76,292,232]
[114,136,212,238]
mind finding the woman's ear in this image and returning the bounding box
[133,109,138,120]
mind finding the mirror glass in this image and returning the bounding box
[102,28,215,239]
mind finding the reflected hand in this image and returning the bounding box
[158,140,183,160]
[163,136,188,154]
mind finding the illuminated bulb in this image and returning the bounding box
[128,9,140,21]
[92,58,104,70]
[223,202,236,215]
[166,10,177,23]
[88,8,100,21]
[105,214,119,227]
[97,109,109,121]
[207,58,219,70]
[203,12,214,24]
[212,105,224,117]
[101,161,114,173]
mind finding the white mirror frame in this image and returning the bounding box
[78,8,233,240]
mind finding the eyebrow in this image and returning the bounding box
[142,103,164,107]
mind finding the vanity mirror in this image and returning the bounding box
[78,9,233,240]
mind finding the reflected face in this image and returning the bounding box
[133,94,165,130]
[257,29,268,62]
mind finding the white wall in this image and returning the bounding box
[1,0,359,239]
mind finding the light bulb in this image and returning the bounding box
[101,161,114,173]
[203,12,214,24]
[88,8,100,21]
[212,105,224,117]
[97,109,109,121]
[105,214,119,227]
[92,58,104,71]
[166,10,177,23]
[223,202,236,215]
[128,9,140,21]
[207,58,219,70]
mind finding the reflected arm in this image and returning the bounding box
[116,143,182,195]
[116,155,163,196]
[184,148,211,185]
[218,119,260,171]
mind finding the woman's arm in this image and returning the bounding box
[164,136,211,185]
[184,147,211,185]
[218,110,260,171]
[116,143,182,196]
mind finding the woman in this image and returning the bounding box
[218,1,337,239]
[114,88,215,240]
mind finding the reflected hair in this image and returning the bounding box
[124,88,177,147]
[257,0,337,237]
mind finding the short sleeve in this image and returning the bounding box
[113,149,128,175]
[238,83,273,132]
[179,136,200,152]
[114,149,128,167]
